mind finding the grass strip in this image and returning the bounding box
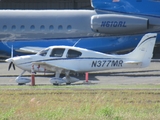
[0,89,160,120]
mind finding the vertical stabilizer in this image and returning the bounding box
[124,33,157,67]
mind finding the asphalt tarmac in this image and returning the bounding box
[0,61,160,85]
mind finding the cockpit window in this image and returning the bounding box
[67,49,82,58]
[38,49,49,56]
[50,48,65,57]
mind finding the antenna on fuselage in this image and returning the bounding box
[73,39,81,47]
[11,45,13,58]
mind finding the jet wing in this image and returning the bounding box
[16,47,45,53]
[32,61,78,72]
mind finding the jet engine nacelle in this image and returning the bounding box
[91,14,149,34]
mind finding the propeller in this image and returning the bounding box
[8,61,15,71]
[6,45,16,71]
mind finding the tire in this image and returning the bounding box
[66,83,71,85]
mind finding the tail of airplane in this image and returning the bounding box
[124,33,157,67]
[91,0,160,16]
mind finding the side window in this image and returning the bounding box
[49,25,54,31]
[3,25,7,31]
[38,49,49,56]
[58,25,63,30]
[11,25,16,31]
[50,48,65,57]
[67,49,82,58]
[30,25,35,31]
[40,25,45,31]
[20,25,25,31]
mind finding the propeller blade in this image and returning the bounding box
[13,63,16,70]
[8,62,13,71]
[8,62,16,71]
[7,46,16,71]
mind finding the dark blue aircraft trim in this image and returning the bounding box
[17,57,125,66]
[138,36,156,47]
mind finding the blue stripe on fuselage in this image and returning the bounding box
[18,57,124,66]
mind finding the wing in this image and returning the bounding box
[124,61,142,64]
[32,61,78,72]
[16,46,45,53]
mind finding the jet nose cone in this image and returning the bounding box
[5,58,13,63]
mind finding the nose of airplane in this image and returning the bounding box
[5,56,22,63]
[5,57,16,71]
[5,56,22,70]
[5,58,13,63]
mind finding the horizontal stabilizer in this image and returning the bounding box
[124,61,141,64]
[16,47,45,53]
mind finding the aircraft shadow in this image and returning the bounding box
[1,70,160,82]
[89,69,160,77]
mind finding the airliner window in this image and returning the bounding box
[67,49,82,58]
[40,25,45,30]
[50,48,65,57]
[38,49,49,56]
[67,25,72,31]
[20,25,25,31]
[30,25,35,30]
[49,25,54,31]
[12,25,16,31]
[3,25,7,31]
[58,25,63,30]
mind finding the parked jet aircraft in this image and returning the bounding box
[5,33,157,85]
[1,0,160,57]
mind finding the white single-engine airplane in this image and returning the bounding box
[5,33,157,85]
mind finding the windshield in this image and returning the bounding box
[38,48,49,56]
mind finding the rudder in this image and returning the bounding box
[124,33,157,67]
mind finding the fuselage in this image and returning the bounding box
[7,47,137,73]
[1,0,160,57]
[0,10,97,41]
[0,9,160,41]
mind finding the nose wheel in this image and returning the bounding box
[15,70,31,85]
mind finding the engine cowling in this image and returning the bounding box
[91,14,149,34]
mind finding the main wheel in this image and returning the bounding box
[66,83,71,85]
[18,83,26,85]
[53,83,59,86]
